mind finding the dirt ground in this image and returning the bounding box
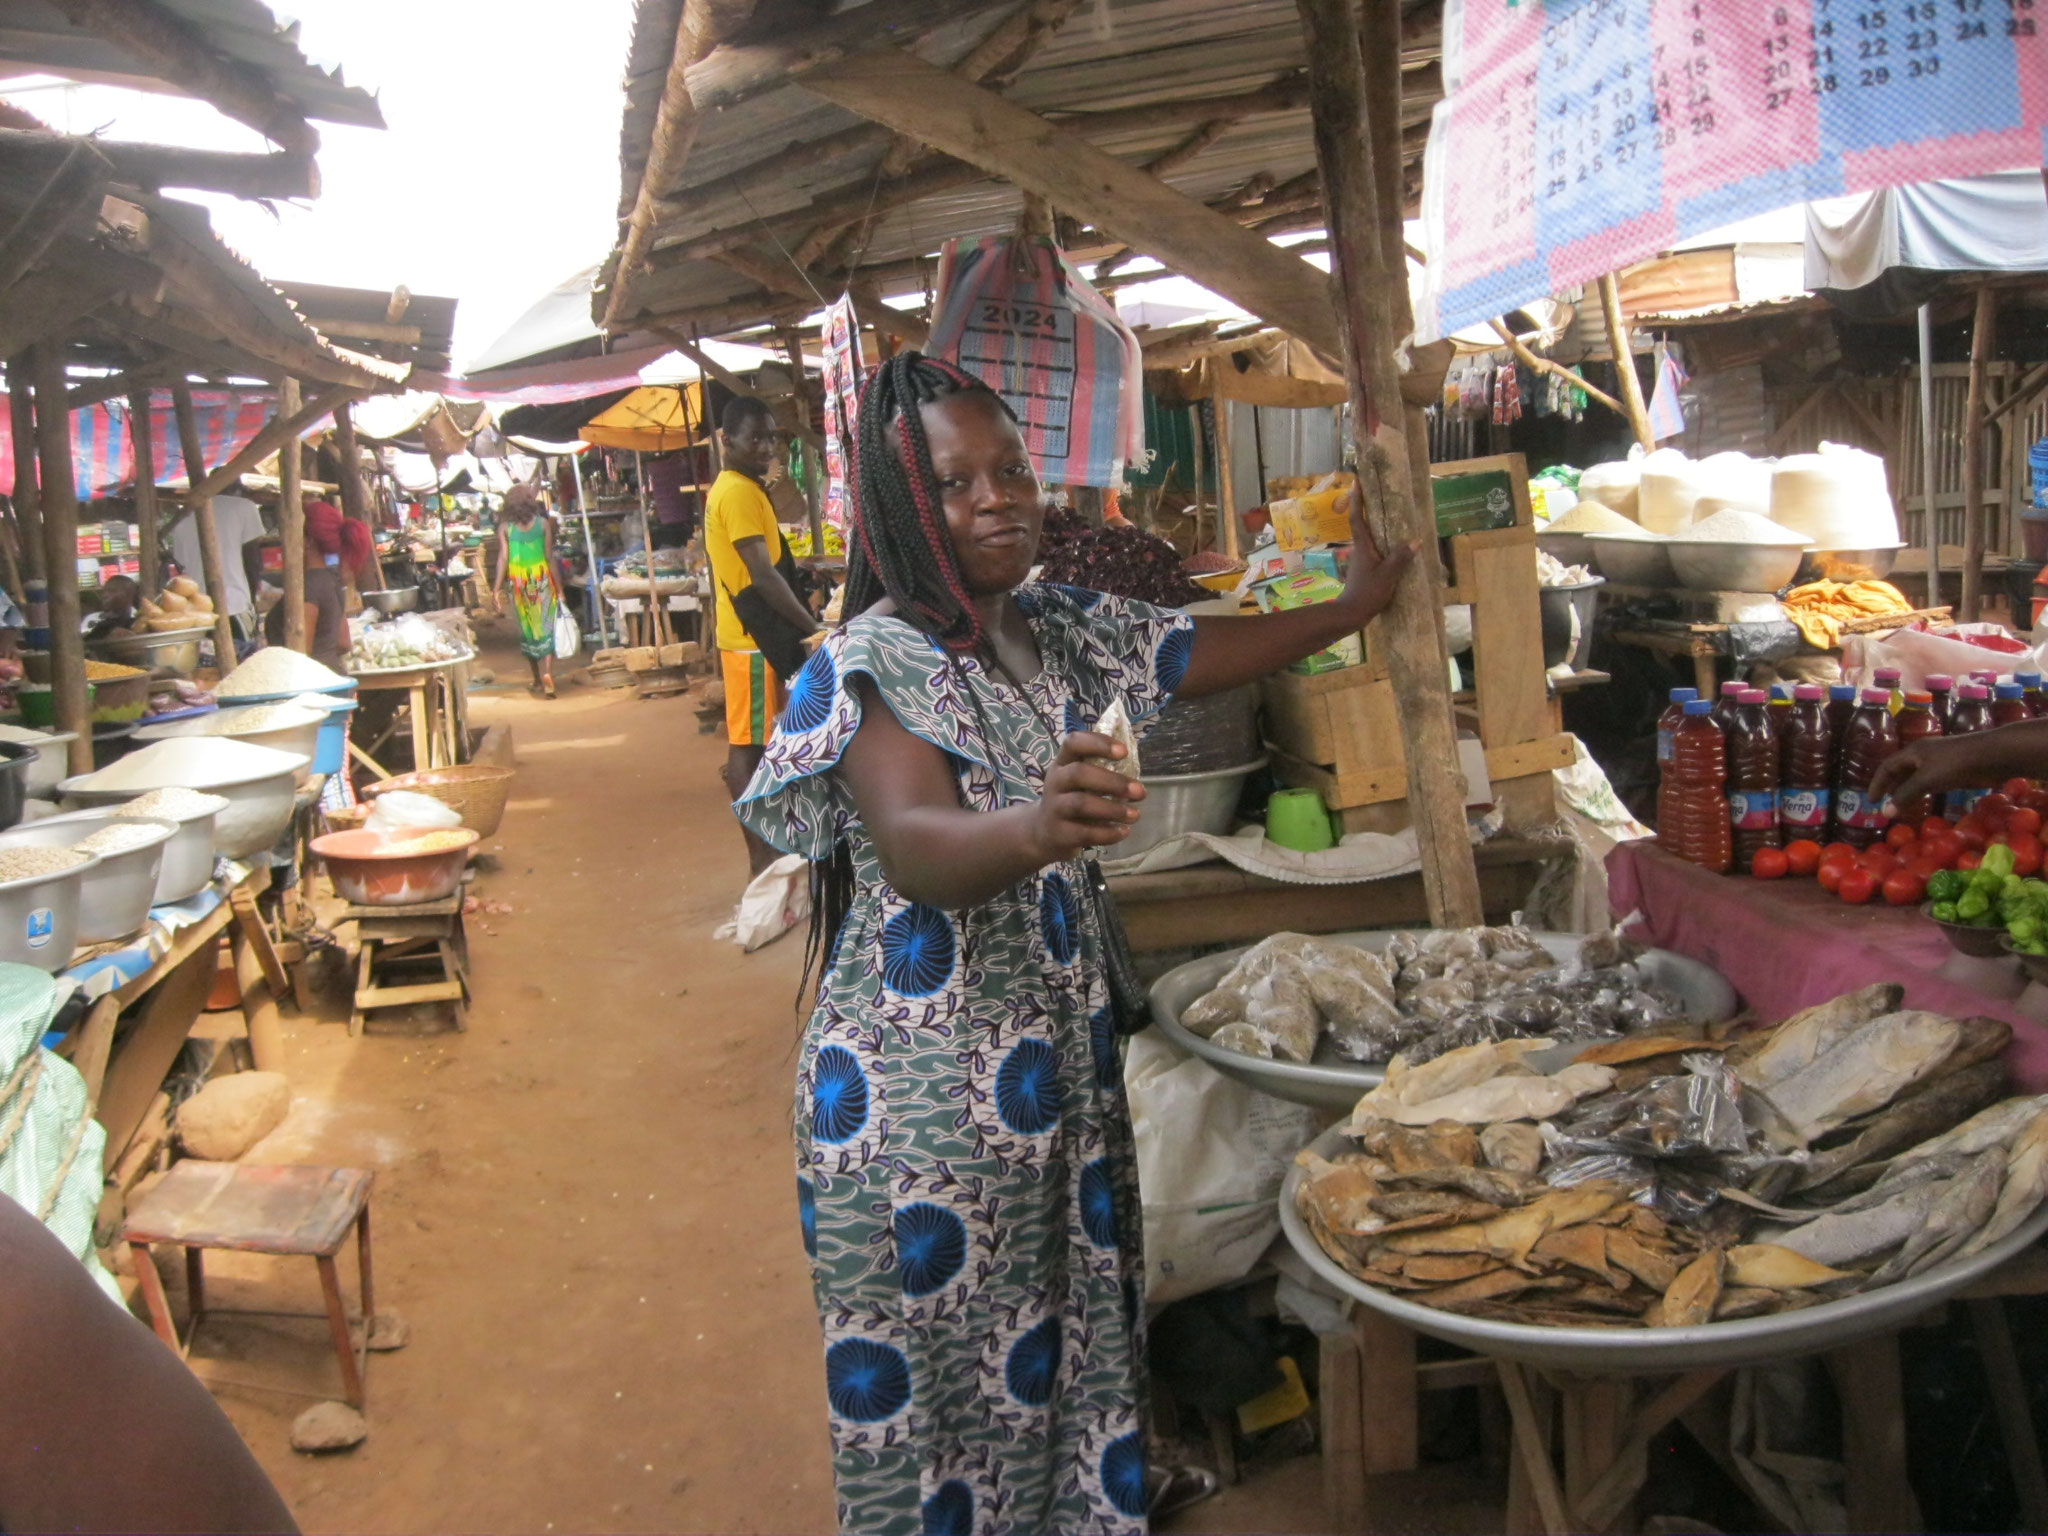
[169,623,1480,1534]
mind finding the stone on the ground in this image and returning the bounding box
[368,1310,411,1351]
[291,1401,367,1452]
[177,1071,291,1160]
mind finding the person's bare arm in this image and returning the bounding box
[733,535,820,635]
[837,678,1142,910]
[0,1194,298,1533]
[1870,717,2048,809]
[1176,485,1416,698]
[491,526,509,605]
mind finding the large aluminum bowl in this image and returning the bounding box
[360,587,420,615]
[1282,1120,2048,1373]
[1586,534,1676,588]
[1114,758,1264,860]
[134,704,325,785]
[88,624,212,677]
[58,751,307,858]
[1669,539,1809,594]
[1148,930,1738,1110]
[0,847,99,970]
[0,811,176,942]
[1794,544,1906,585]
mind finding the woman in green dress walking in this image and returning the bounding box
[492,484,561,698]
[738,354,1413,1535]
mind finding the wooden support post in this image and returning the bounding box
[278,377,306,652]
[333,399,386,590]
[29,344,90,775]
[1961,285,1998,622]
[7,358,44,584]
[1597,273,1655,452]
[0,500,22,607]
[1318,1320,1368,1533]
[170,381,241,676]
[129,388,161,595]
[1210,393,1239,559]
[1827,1337,1922,1534]
[1187,397,1207,541]
[1299,0,1484,928]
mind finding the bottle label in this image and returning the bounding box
[1837,788,1888,830]
[1948,787,1987,819]
[1657,727,1674,765]
[1780,788,1830,830]
[1727,789,1778,830]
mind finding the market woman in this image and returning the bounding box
[737,352,1413,1535]
[492,484,561,699]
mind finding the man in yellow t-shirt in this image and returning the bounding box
[706,395,819,875]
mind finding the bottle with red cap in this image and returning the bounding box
[1945,683,1996,819]
[1668,700,1732,873]
[1892,691,1945,824]
[1994,682,2031,729]
[1728,689,1781,870]
[1873,665,1905,716]
[1779,684,1834,842]
[1833,687,1900,848]
[1924,673,1957,734]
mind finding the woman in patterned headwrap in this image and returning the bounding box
[736,353,1413,1536]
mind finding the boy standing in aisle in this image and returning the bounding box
[706,395,817,877]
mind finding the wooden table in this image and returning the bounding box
[1109,836,1568,953]
[351,656,469,774]
[1606,619,1726,696]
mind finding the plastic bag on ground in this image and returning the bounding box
[365,789,462,838]
[714,854,811,952]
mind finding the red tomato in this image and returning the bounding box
[1784,839,1823,877]
[1981,793,2016,821]
[1921,815,1953,836]
[2002,778,2034,801]
[1921,833,1963,868]
[2013,835,2045,878]
[1820,842,1860,869]
[1817,861,1847,894]
[2022,791,2048,816]
[1886,822,1919,850]
[1907,856,1947,884]
[1958,823,1992,853]
[1890,838,1920,865]
[1837,869,1878,905]
[1751,847,1790,880]
[2010,807,2043,838]
[1882,870,1926,907]
[1959,849,1985,871]
[1859,848,1900,880]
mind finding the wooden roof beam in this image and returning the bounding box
[685,0,1006,115]
[43,0,319,156]
[602,0,762,331]
[184,383,357,501]
[802,49,1340,354]
[0,129,315,199]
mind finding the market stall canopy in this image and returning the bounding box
[578,384,707,453]
[346,392,490,458]
[276,282,458,375]
[1806,171,2048,317]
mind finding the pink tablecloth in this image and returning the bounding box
[1606,841,2048,1091]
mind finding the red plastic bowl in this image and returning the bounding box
[311,827,478,907]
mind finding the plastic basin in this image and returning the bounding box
[0,849,99,971]
[0,812,176,943]
[58,755,306,859]
[134,710,325,786]
[7,731,76,799]
[312,827,477,907]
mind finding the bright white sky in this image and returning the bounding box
[0,0,638,371]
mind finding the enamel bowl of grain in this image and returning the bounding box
[0,844,99,970]
[311,827,478,907]
[57,738,307,858]
[0,812,177,943]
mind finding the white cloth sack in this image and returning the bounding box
[1127,1029,1324,1307]
[714,853,811,952]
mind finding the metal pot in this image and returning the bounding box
[361,587,421,615]
[1586,535,1676,588]
[1668,540,1807,594]
[0,811,176,943]
[1115,758,1264,860]
[0,741,35,831]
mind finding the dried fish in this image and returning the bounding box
[1733,983,1905,1088]
[1892,1094,2048,1168]
[1648,1248,1725,1327]
[1430,1270,1574,1313]
[1402,1253,1499,1284]
[1294,1154,1385,1236]
[1481,1122,1545,1174]
[1796,1060,2010,1197]
[1749,1012,1964,1150]
[1369,1190,1504,1227]
[1605,1231,1685,1293]
[1954,1111,2048,1260]
[1367,1062,1619,1127]
[1350,1116,1481,1172]
[1576,1034,1720,1067]
[1871,1148,2006,1282]
[1532,1225,1624,1289]
[1378,1163,1541,1206]
[1725,1244,1857,1290]
[1715,1287,1787,1320]
[1767,1176,1960,1267]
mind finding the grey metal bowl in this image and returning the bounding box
[0,846,98,970]
[1586,535,1676,588]
[1668,539,1808,594]
[1147,930,1738,1110]
[1794,544,1906,585]
[1116,757,1265,860]
[88,624,211,677]
[0,811,176,942]
[1281,1120,2048,1372]
[361,587,420,615]
[1536,530,1597,572]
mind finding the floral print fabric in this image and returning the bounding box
[737,585,1194,1535]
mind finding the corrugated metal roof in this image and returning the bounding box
[0,0,384,130]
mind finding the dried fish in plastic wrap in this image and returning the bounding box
[1179,984,1250,1038]
[1550,1055,1749,1161]
[1576,926,1646,972]
[1243,968,1319,1063]
[1094,698,1140,779]
[1297,940,1401,1060]
[1208,1020,1275,1059]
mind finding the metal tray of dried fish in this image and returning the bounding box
[1279,1122,2048,1373]
[1148,931,1739,1111]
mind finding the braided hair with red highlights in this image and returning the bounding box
[843,351,1019,654]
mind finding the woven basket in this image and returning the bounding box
[364,764,516,838]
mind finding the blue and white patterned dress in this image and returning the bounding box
[737,585,1195,1536]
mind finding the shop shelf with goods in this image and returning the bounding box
[1260,453,1575,836]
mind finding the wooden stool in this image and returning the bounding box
[344,894,469,1035]
[124,1161,375,1408]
